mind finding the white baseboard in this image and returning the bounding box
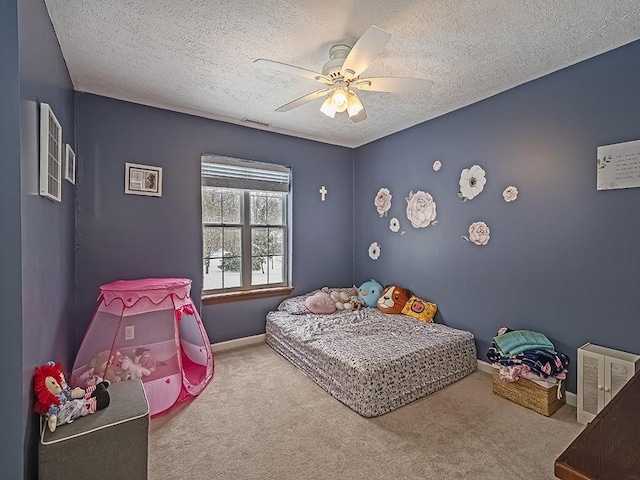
[477,359,576,407]
[212,334,266,353]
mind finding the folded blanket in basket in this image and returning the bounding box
[493,329,554,356]
[487,328,568,380]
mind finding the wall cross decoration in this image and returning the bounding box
[319,185,327,201]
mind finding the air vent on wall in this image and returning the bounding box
[241,117,271,128]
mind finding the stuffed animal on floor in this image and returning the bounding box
[34,361,110,432]
[357,280,383,308]
[121,356,152,380]
[134,348,158,373]
[377,285,412,314]
[77,367,105,388]
[88,349,129,383]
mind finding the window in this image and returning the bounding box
[201,155,291,294]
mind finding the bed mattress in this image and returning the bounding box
[266,308,477,417]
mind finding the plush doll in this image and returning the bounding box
[377,285,412,314]
[329,290,365,311]
[305,291,336,314]
[34,361,111,432]
[88,349,128,383]
[121,356,152,380]
[134,348,158,374]
[77,367,105,387]
[330,290,351,310]
[357,280,383,308]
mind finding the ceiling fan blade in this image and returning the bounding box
[350,106,367,123]
[275,88,332,112]
[352,77,433,93]
[341,25,391,80]
[254,59,332,84]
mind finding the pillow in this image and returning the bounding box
[401,295,437,323]
[277,287,355,314]
[357,279,383,308]
[377,285,412,314]
[304,292,336,314]
[277,292,317,314]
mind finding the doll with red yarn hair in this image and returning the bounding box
[34,361,110,432]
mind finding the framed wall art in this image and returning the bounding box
[125,162,163,197]
[65,144,76,184]
[39,103,63,202]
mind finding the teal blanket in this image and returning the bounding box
[493,329,554,356]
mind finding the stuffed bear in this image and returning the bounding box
[34,361,110,432]
[357,280,383,308]
[377,285,412,314]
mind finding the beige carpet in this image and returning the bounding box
[149,344,583,480]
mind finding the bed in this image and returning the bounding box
[266,294,477,417]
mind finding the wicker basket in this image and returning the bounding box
[492,369,565,416]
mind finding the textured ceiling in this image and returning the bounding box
[45,1,639,148]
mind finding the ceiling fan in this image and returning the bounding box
[254,25,433,123]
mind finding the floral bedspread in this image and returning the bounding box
[266,308,477,417]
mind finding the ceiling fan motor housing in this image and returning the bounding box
[322,44,352,79]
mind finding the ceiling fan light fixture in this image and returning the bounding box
[347,92,364,117]
[331,87,348,112]
[320,97,336,118]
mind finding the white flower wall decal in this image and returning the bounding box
[389,217,400,232]
[502,186,518,202]
[405,191,437,228]
[368,242,381,260]
[458,165,486,201]
[462,221,491,246]
[374,188,392,217]
[432,160,442,172]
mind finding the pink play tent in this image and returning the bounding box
[72,278,214,416]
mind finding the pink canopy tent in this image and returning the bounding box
[72,278,214,416]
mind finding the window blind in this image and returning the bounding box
[201,155,290,192]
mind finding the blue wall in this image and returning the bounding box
[353,40,640,393]
[18,0,77,477]
[75,94,354,346]
[0,0,25,477]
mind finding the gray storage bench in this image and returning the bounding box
[39,379,150,480]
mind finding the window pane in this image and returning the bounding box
[269,228,284,256]
[266,194,284,225]
[252,255,284,286]
[202,186,222,223]
[221,190,241,224]
[268,255,284,284]
[203,226,242,290]
[251,227,284,286]
[250,193,267,225]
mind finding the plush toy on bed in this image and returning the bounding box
[357,280,383,308]
[305,291,336,314]
[329,289,364,311]
[377,285,413,314]
[34,361,111,432]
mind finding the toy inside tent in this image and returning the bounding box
[72,278,214,416]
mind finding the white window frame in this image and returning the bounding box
[201,155,291,295]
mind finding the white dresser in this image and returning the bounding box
[577,342,640,424]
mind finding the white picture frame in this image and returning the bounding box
[39,103,63,202]
[125,162,163,197]
[65,144,76,184]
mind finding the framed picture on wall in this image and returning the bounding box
[125,162,163,197]
[65,144,76,184]
[39,103,63,202]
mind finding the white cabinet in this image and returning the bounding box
[577,343,640,424]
